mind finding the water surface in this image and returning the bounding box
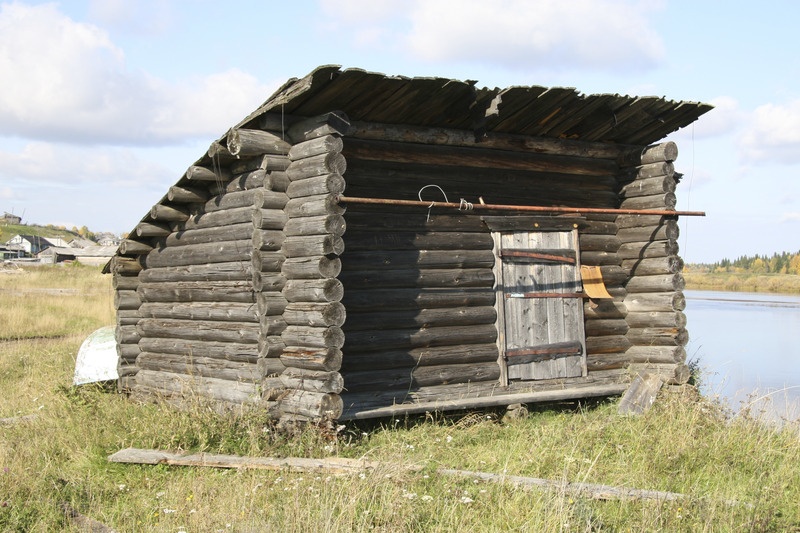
[684,289,800,421]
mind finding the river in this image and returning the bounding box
[684,289,800,422]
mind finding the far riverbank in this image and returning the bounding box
[683,271,800,294]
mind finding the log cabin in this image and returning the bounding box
[106,65,712,422]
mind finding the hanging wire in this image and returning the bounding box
[418,184,449,221]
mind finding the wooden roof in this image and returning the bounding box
[237,65,712,146]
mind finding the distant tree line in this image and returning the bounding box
[701,250,800,275]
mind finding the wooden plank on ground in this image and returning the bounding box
[618,371,664,415]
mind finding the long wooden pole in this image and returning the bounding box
[336,195,705,217]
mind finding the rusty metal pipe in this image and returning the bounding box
[335,195,705,217]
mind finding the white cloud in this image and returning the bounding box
[319,0,665,73]
[740,99,800,164]
[780,212,800,222]
[0,142,172,188]
[87,0,174,36]
[0,3,274,146]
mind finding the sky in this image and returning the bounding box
[1,0,799,264]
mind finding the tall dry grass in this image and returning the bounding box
[2,266,800,531]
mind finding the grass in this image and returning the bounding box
[2,266,800,530]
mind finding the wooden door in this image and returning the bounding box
[493,230,586,382]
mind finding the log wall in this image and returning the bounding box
[616,141,690,384]
[111,111,692,420]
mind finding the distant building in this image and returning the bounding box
[5,234,60,256]
[94,232,120,246]
[2,212,22,225]
[38,245,118,266]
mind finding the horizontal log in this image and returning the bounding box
[349,120,629,159]
[617,241,679,260]
[286,153,347,181]
[137,352,260,382]
[109,256,143,275]
[345,231,494,252]
[203,189,288,213]
[257,357,287,379]
[342,287,495,311]
[623,256,684,275]
[144,240,253,268]
[114,290,141,310]
[583,299,627,320]
[251,208,287,230]
[338,268,495,290]
[168,185,208,204]
[618,141,678,166]
[342,361,500,393]
[278,390,343,419]
[259,335,286,359]
[617,221,679,243]
[139,261,253,283]
[112,275,139,291]
[164,223,253,247]
[625,311,686,328]
[253,230,285,251]
[628,363,690,385]
[597,265,628,287]
[615,214,675,229]
[285,194,346,217]
[138,318,259,343]
[618,193,676,211]
[118,239,154,255]
[252,272,286,292]
[287,135,344,161]
[282,256,341,279]
[344,324,497,352]
[346,210,486,233]
[626,345,687,364]
[286,111,351,143]
[585,318,628,337]
[627,327,688,347]
[284,278,344,303]
[229,154,289,174]
[266,171,290,192]
[620,161,675,180]
[117,342,140,359]
[585,335,631,355]
[224,169,266,192]
[625,274,685,293]
[284,214,346,237]
[256,292,288,316]
[619,175,676,199]
[137,337,258,363]
[280,368,344,394]
[227,128,291,157]
[175,206,254,231]
[341,343,499,372]
[138,302,258,323]
[343,306,497,332]
[580,251,621,266]
[280,347,342,372]
[260,315,288,336]
[286,173,346,198]
[624,292,686,312]
[284,302,346,327]
[137,281,255,303]
[186,165,231,182]
[133,369,261,404]
[282,325,345,349]
[586,353,630,371]
[116,324,140,344]
[341,249,495,271]
[136,222,171,238]
[253,252,286,273]
[344,138,618,176]
[150,204,190,222]
[579,234,621,253]
[282,234,344,257]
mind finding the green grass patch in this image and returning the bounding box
[2,266,800,530]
